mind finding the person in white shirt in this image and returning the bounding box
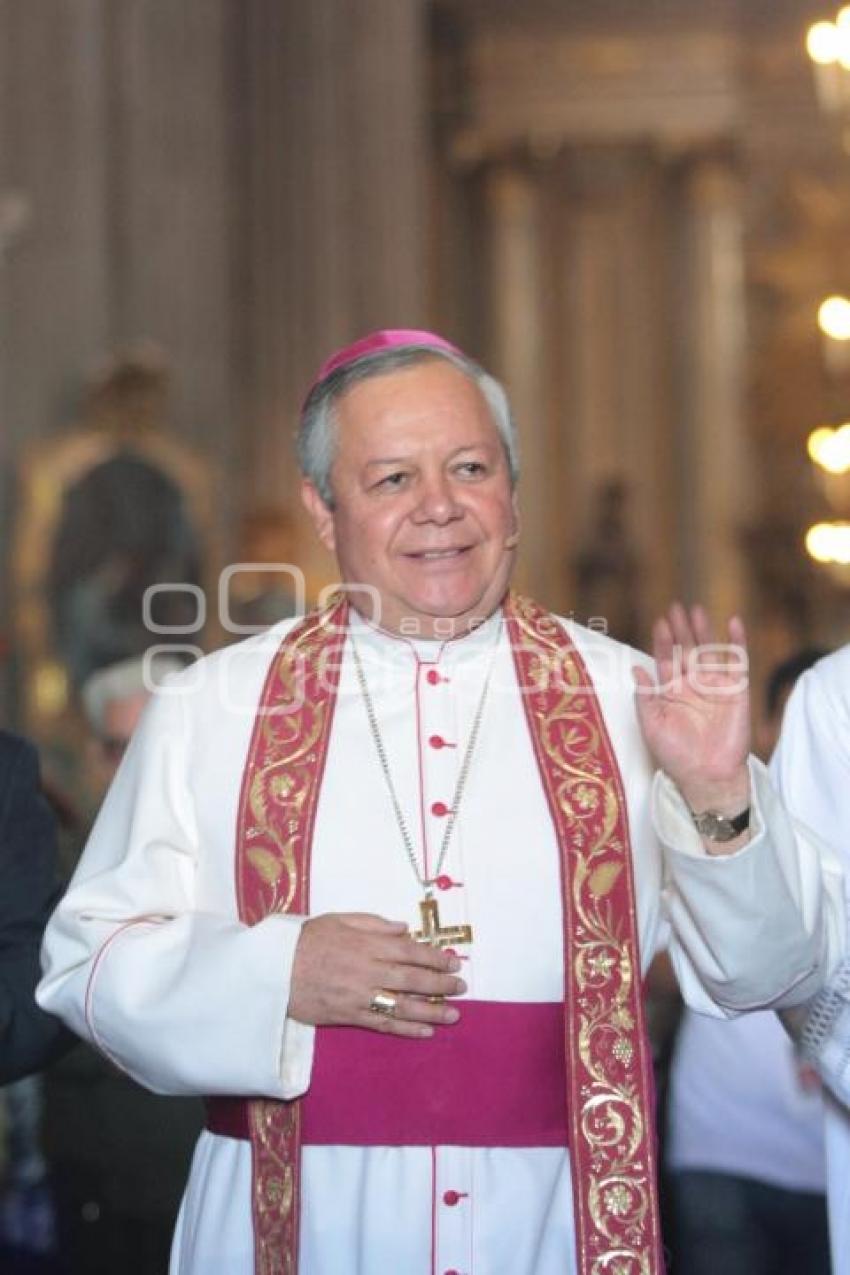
[771,643,850,1275]
[665,648,831,1275]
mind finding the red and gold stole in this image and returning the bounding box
[234,592,664,1275]
[506,595,665,1275]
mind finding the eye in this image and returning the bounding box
[454,460,488,479]
[372,470,409,491]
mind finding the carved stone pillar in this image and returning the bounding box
[558,146,675,641]
[106,0,234,457]
[0,0,233,450]
[236,0,428,591]
[674,152,749,620]
[484,161,550,602]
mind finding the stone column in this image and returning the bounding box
[0,0,234,455]
[484,161,550,602]
[108,0,234,459]
[557,146,675,641]
[236,0,429,592]
[674,151,749,621]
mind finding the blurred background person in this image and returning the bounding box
[663,648,830,1275]
[0,729,71,1087]
[41,654,201,1275]
[0,731,73,1272]
[771,641,850,1275]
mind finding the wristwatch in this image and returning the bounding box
[690,806,751,842]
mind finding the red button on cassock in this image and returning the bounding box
[442,1190,466,1207]
[429,734,445,749]
[435,874,454,891]
[431,801,450,817]
[426,668,441,685]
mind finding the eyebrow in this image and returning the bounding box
[364,443,493,470]
[364,457,409,469]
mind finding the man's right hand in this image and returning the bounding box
[289,913,466,1038]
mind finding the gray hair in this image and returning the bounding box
[81,653,186,734]
[297,346,520,508]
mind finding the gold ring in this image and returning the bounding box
[369,989,397,1017]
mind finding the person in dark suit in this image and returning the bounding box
[0,730,71,1084]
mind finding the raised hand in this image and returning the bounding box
[289,912,465,1038]
[633,602,751,821]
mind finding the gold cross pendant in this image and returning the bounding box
[412,895,473,948]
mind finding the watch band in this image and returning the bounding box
[690,805,751,842]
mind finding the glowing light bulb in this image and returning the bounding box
[809,426,836,465]
[806,523,832,562]
[838,24,850,68]
[832,423,850,472]
[819,295,850,340]
[808,423,850,473]
[806,522,850,564]
[808,20,841,64]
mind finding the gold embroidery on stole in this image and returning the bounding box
[235,598,348,1275]
[506,593,664,1275]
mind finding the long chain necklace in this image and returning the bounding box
[349,626,501,948]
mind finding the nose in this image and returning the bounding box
[412,471,463,525]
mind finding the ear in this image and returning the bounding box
[301,479,337,555]
[510,490,521,542]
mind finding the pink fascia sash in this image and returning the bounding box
[206,1000,569,1148]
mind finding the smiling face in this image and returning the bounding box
[301,359,519,637]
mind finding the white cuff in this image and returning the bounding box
[802,957,850,1105]
[280,1016,315,1098]
[652,755,763,859]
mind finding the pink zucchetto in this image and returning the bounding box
[307,328,465,399]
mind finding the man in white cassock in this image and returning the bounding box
[770,645,850,1275]
[38,330,846,1275]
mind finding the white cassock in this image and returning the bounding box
[771,644,850,1275]
[39,610,845,1275]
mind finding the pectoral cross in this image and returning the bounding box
[412,895,473,947]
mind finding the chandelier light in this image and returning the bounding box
[806,8,850,144]
[816,294,850,374]
[805,520,850,564]
[808,422,850,472]
[818,295,850,339]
